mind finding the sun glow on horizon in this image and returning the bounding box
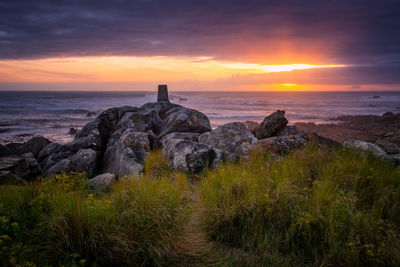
[281,83,298,87]
[0,55,353,91]
[223,63,345,73]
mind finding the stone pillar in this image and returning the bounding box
[157,84,169,102]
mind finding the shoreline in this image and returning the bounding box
[1,111,398,146]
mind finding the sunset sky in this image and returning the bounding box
[0,0,399,91]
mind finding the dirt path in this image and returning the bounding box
[174,185,227,266]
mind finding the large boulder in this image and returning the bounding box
[23,153,43,179]
[46,148,98,177]
[185,143,215,174]
[244,121,259,133]
[344,139,388,158]
[277,126,299,137]
[40,151,73,172]
[0,155,30,179]
[159,106,211,137]
[162,139,213,173]
[117,102,179,134]
[253,110,288,139]
[375,140,400,154]
[297,130,341,148]
[38,106,138,172]
[198,122,257,162]
[76,105,138,150]
[87,173,116,192]
[103,129,151,177]
[0,153,42,181]
[38,143,65,163]
[78,106,137,140]
[65,132,102,152]
[160,132,201,147]
[251,136,307,155]
[38,134,101,172]
[5,136,51,158]
[117,109,159,133]
[0,144,13,157]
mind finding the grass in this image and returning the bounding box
[0,170,190,266]
[200,142,400,266]
[1,144,399,266]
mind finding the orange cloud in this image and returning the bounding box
[0,56,345,84]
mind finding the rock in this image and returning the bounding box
[147,130,161,151]
[244,121,259,133]
[388,154,400,165]
[0,144,13,157]
[22,153,42,179]
[251,136,307,155]
[87,173,116,192]
[38,134,101,172]
[383,112,394,117]
[254,110,288,139]
[295,113,400,146]
[0,171,25,185]
[116,102,179,134]
[158,106,211,137]
[344,139,387,158]
[375,140,400,154]
[0,155,30,179]
[117,109,159,133]
[185,143,214,174]
[86,111,97,117]
[139,101,178,115]
[41,151,73,172]
[5,136,51,158]
[277,125,299,136]
[77,106,138,147]
[38,143,65,162]
[46,148,98,177]
[157,84,169,102]
[210,148,225,169]
[160,132,201,147]
[199,122,256,162]
[65,132,102,152]
[69,128,78,135]
[103,129,151,177]
[38,114,107,172]
[162,139,213,173]
[297,130,341,148]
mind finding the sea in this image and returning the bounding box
[0,91,399,144]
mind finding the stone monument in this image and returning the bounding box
[157,84,169,102]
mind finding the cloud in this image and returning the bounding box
[0,0,399,66]
[214,64,400,86]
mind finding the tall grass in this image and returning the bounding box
[0,169,190,266]
[200,143,400,265]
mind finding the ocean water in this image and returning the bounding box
[0,91,399,144]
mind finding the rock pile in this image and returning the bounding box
[1,86,399,185]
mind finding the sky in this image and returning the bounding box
[0,0,399,91]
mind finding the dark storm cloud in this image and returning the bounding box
[0,0,399,66]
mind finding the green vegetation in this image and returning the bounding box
[0,171,190,266]
[200,143,400,266]
[1,144,400,266]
